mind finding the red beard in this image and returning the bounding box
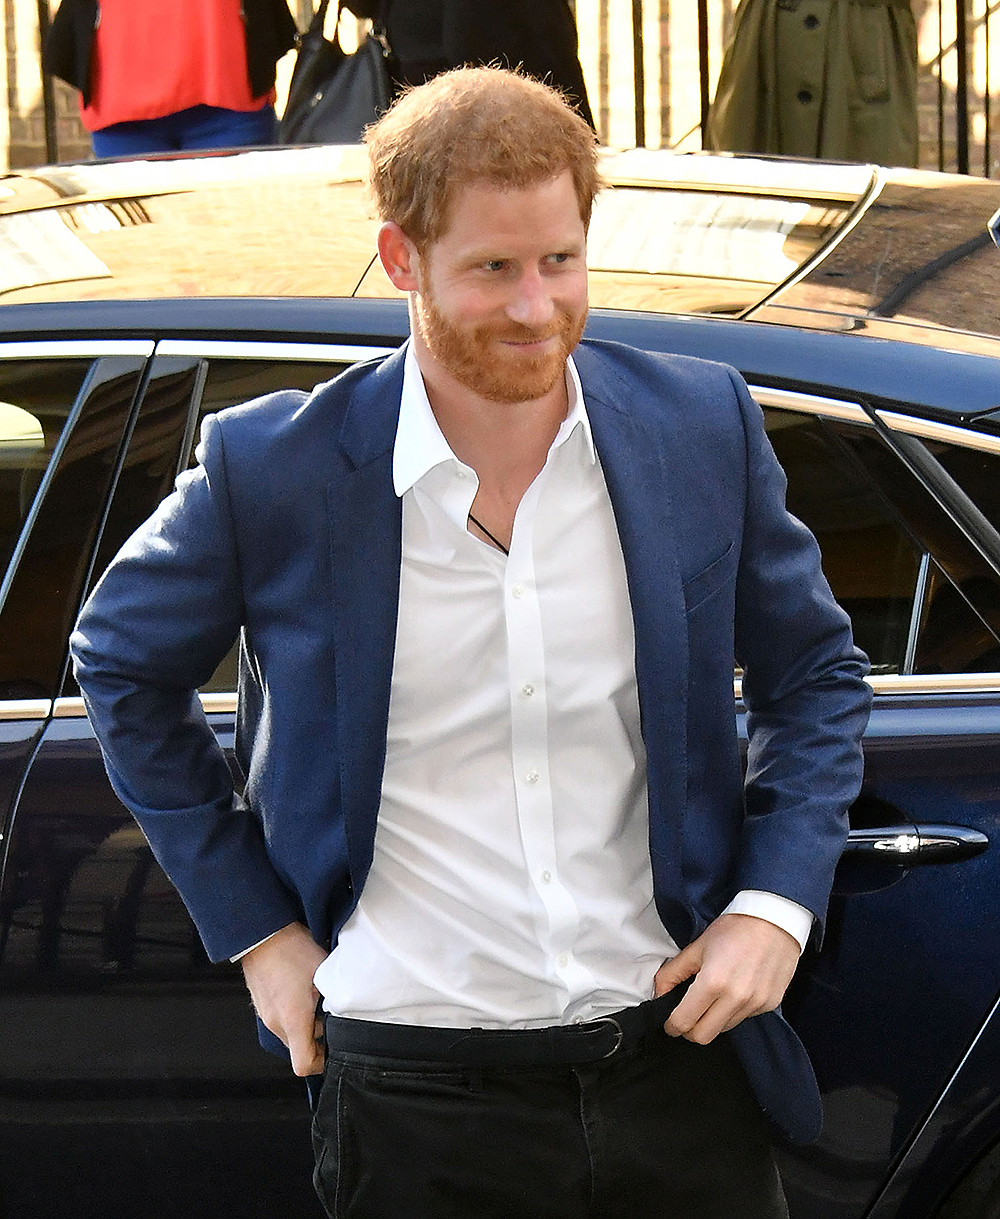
[415,291,587,404]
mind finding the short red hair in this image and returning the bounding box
[365,66,601,249]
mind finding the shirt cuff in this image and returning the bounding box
[722,890,814,954]
[230,928,285,963]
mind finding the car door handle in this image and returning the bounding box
[844,824,989,863]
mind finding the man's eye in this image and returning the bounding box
[483,260,506,272]
[548,253,571,265]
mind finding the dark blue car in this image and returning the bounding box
[2,146,1000,1219]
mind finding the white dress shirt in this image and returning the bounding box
[313,344,810,1027]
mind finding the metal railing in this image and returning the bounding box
[602,0,997,176]
[929,0,997,176]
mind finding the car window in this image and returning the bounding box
[765,407,1000,676]
[0,360,92,586]
[831,420,1000,674]
[0,355,147,699]
[916,437,1000,539]
[913,557,1000,673]
[193,358,347,425]
[763,408,924,675]
[587,189,853,315]
[908,438,1000,672]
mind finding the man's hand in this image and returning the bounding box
[653,913,800,1045]
[240,922,329,1076]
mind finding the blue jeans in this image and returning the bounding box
[90,104,277,157]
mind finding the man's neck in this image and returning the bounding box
[413,346,570,508]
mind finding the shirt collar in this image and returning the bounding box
[392,342,595,498]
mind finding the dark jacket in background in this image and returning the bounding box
[43,0,299,107]
[346,0,594,128]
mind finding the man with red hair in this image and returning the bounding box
[72,67,871,1217]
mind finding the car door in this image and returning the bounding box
[0,341,153,1214]
[0,338,388,1219]
[745,389,1000,1219]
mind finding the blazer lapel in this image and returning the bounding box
[575,344,692,940]
[328,350,405,890]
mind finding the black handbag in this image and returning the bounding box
[279,0,392,145]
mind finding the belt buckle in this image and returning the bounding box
[593,1016,624,1058]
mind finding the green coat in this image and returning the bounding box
[706,0,918,166]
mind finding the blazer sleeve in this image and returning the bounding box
[729,368,872,928]
[69,411,301,962]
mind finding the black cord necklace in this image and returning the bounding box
[468,512,509,556]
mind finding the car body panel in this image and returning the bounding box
[780,691,1000,1218]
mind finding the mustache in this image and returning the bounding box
[485,318,574,344]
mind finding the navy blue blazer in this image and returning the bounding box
[71,339,871,1144]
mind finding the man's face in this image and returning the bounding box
[411,171,589,404]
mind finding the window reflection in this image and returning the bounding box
[833,421,1000,674]
[763,408,922,674]
[0,361,91,586]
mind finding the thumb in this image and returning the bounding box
[653,941,703,996]
[289,1013,326,1077]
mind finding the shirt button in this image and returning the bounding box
[558,954,570,969]
[541,870,552,883]
[511,583,525,598]
[521,682,534,696]
[525,769,539,783]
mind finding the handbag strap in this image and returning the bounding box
[307,2,390,47]
[302,0,332,39]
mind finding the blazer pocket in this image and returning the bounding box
[682,541,737,615]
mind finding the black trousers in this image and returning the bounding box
[310,1013,789,1219]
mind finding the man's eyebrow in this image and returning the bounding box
[464,238,585,258]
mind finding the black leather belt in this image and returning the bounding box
[324,987,688,1068]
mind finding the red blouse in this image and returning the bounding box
[81,0,275,132]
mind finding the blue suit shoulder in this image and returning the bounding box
[207,353,390,439]
[198,351,400,476]
[574,337,746,414]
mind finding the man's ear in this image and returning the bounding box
[377,222,421,292]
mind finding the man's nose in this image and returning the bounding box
[508,269,556,327]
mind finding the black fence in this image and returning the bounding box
[613,0,998,176]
